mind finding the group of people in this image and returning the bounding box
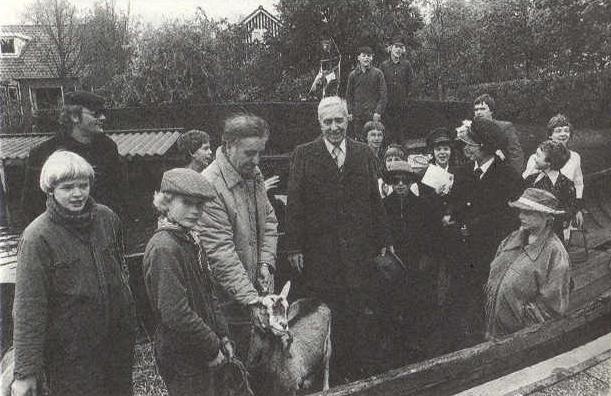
[9,89,582,395]
[311,37,414,144]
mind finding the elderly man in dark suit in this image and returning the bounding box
[446,117,524,344]
[473,94,525,173]
[286,96,391,381]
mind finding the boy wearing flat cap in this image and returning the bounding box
[21,90,125,223]
[346,46,387,142]
[143,168,234,395]
[445,117,524,343]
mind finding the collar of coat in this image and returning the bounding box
[500,226,556,261]
[214,146,264,190]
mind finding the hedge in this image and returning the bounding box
[450,70,611,127]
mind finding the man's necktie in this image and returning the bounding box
[332,145,344,170]
[474,167,483,180]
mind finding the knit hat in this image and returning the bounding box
[426,127,453,148]
[64,91,105,112]
[160,168,215,201]
[457,117,507,154]
[508,188,564,214]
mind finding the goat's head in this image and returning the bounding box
[252,281,292,348]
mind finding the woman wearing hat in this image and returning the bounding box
[143,168,234,395]
[12,151,135,396]
[485,188,570,339]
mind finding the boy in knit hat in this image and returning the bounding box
[143,168,234,395]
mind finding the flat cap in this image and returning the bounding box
[391,35,406,46]
[64,90,105,112]
[160,168,215,201]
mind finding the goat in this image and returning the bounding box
[246,281,332,396]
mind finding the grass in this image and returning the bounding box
[133,342,167,396]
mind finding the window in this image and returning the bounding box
[251,28,267,43]
[33,87,62,111]
[0,38,15,55]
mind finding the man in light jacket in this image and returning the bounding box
[197,114,278,358]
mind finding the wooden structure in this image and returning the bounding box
[240,5,281,44]
[310,170,611,395]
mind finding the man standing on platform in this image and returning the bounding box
[381,36,414,144]
[21,91,125,223]
[286,96,391,382]
[473,94,525,173]
[345,46,387,142]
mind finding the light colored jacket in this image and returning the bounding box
[198,147,278,323]
[485,226,570,339]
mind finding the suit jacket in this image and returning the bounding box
[286,137,390,292]
[496,120,525,174]
[449,157,525,270]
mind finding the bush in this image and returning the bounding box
[451,70,611,127]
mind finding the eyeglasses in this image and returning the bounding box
[82,109,105,118]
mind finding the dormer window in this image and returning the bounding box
[0,38,15,55]
[0,35,29,57]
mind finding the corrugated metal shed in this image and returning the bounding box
[0,134,51,160]
[109,129,182,159]
[0,129,183,161]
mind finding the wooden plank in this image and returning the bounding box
[311,291,611,396]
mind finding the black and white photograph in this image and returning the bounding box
[0,0,610,394]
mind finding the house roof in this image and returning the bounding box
[240,5,281,26]
[0,25,68,81]
[0,128,183,161]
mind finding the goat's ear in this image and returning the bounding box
[280,281,291,299]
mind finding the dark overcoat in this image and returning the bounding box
[286,137,390,295]
[449,157,524,276]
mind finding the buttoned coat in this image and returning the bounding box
[198,147,278,323]
[449,157,525,272]
[286,137,390,294]
[485,227,570,338]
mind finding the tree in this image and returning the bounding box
[274,0,423,89]
[110,11,218,105]
[23,0,84,82]
[80,0,137,91]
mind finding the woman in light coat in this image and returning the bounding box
[485,188,570,339]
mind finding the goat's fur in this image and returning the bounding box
[247,283,332,396]
[0,348,14,396]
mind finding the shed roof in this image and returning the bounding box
[0,129,183,161]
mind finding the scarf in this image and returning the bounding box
[46,195,95,238]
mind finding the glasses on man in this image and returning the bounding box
[82,109,105,118]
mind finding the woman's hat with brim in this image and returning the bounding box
[383,160,418,183]
[426,127,454,148]
[457,117,507,153]
[160,168,216,201]
[508,188,564,214]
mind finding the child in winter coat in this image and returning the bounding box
[143,168,234,396]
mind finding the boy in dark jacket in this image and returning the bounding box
[143,168,233,396]
[524,140,576,239]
